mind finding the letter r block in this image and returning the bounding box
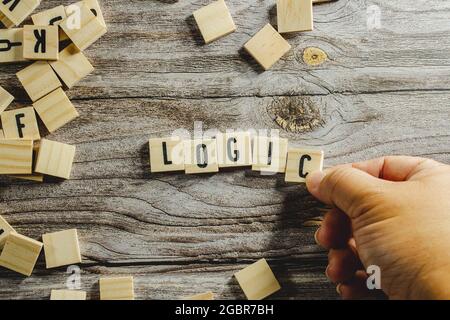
[285,148,324,183]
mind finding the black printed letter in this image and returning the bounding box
[162,142,172,165]
[196,144,208,168]
[299,154,312,178]
[15,113,25,138]
[34,29,46,53]
[2,0,20,12]
[227,137,239,163]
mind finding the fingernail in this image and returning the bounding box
[314,228,321,245]
[336,283,342,295]
[306,171,326,195]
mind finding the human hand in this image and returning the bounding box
[306,156,450,300]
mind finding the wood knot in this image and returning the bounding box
[303,47,327,66]
[267,97,324,133]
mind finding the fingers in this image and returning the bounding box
[315,208,352,249]
[327,248,363,284]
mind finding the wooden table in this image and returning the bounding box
[0,0,449,300]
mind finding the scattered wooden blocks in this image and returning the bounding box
[252,136,288,173]
[0,215,15,249]
[1,106,40,140]
[23,25,59,60]
[31,5,68,41]
[33,87,79,133]
[0,0,40,27]
[244,24,291,70]
[50,289,86,300]
[149,137,185,173]
[49,44,94,88]
[43,229,81,268]
[285,148,324,183]
[234,258,281,300]
[216,131,252,168]
[35,139,76,179]
[99,276,134,300]
[0,28,25,63]
[185,292,215,300]
[72,0,106,28]
[0,85,13,114]
[184,139,219,174]
[277,0,313,33]
[0,232,43,276]
[0,139,33,174]
[0,11,15,28]
[16,61,62,102]
[193,0,236,44]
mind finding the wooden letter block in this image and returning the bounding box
[0,232,43,276]
[23,25,59,60]
[43,229,81,268]
[0,0,40,26]
[193,0,236,44]
[285,148,324,183]
[149,137,184,173]
[1,106,40,140]
[0,215,15,249]
[234,258,281,300]
[99,276,134,300]
[31,5,68,41]
[184,139,219,174]
[0,139,33,174]
[16,61,62,102]
[0,11,15,28]
[244,24,291,70]
[216,131,252,168]
[49,44,94,88]
[185,292,215,300]
[277,0,313,33]
[50,289,86,300]
[33,87,79,132]
[35,139,76,179]
[10,142,44,182]
[0,28,25,63]
[252,136,288,173]
[0,85,13,114]
[72,0,106,28]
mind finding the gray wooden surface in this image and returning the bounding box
[1,0,450,300]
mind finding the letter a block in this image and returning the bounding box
[43,229,81,268]
[277,0,313,33]
[149,137,184,173]
[0,139,33,174]
[0,28,25,62]
[216,131,252,168]
[23,25,59,60]
[99,276,134,300]
[0,215,16,249]
[184,139,219,174]
[16,61,62,101]
[35,139,76,179]
[252,136,288,173]
[0,0,40,27]
[1,106,40,140]
[285,148,324,183]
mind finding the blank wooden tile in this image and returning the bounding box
[0,215,15,249]
[285,148,324,183]
[33,88,79,132]
[0,85,13,114]
[99,276,134,300]
[35,139,76,179]
[216,131,252,168]
[71,0,106,28]
[31,5,68,41]
[244,24,291,70]
[49,44,94,88]
[16,61,62,102]
[277,0,313,33]
[43,229,81,268]
[193,0,236,44]
[1,106,40,140]
[234,258,281,300]
[149,137,184,173]
[0,139,33,174]
[185,292,215,300]
[0,11,15,28]
[0,232,43,276]
[184,139,219,174]
[0,0,40,26]
[252,136,288,173]
[60,3,106,51]
[0,129,4,139]
[23,25,59,60]
[50,289,86,300]
[0,28,25,63]
[10,142,44,182]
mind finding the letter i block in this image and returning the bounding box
[50,290,86,300]
[23,25,59,60]
[0,28,25,63]
[0,139,33,174]
[252,136,288,173]
[43,229,81,268]
[149,137,184,173]
[0,0,40,27]
[184,139,219,174]
[0,106,40,140]
[35,139,76,179]
[99,276,134,300]
[0,85,13,114]
[285,148,324,183]
[17,61,62,102]
[216,131,252,168]
[0,215,16,249]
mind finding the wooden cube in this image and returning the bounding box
[60,3,106,51]
[285,148,324,183]
[0,139,33,174]
[1,106,40,140]
[10,142,44,182]
[0,232,43,276]
[193,0,236,44]
[33,88,79,132]
[49,44,94,88]
[216,131,252,168]
[277,0,313,33]
[149,137,184,173]
[0,11,15,28]
[185,292,215,300]
[43,229,81,268]
[0,85,13,114]
[0,215,16,249]
[99,276,134,300]
[234,258,281,300]
[252,136,288,173]
[0,129,4,139]
[244,24,291,70]
[0,28,25,63]
[50,289,86,300]
[35,139,76,179]
[23,25,59,60]
[71,0,106,28]
[0,0,40,26]
[184,139,219,174]
[16,61,62,102]
[31,5,68,41]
